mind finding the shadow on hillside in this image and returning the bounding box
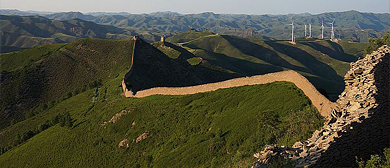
[200,50,284,76]
[221,35,310,74]
[312,55,390,168]
[127,39,243,93]
[300,41,358,62]
[264,41,345,98]
[163,42,194,60]
[126,39,291,94]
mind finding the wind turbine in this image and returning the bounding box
[305,24,307,37]
[330,19,335,41]
[288,22,295,42]
[321,20,325,39]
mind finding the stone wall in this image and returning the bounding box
[253,46,389,167]
[122,36,138,97]
[128,70,335,117]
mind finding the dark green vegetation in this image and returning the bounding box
[364,32,390,56]
[357,148,390,168]
[0,15,134,52]
[0,79,323,167]
[0,39,134,129]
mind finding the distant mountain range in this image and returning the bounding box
[0,14,163,52]
[2,9,389,41]
[0,15,135,52]
[1,9,389,52]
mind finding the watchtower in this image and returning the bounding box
[160,35,165,43]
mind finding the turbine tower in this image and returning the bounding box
[309,23,312,38]
[330,19,335,41]
[288,22,295,42]
[321,20,325,39]
[305,24,307,37]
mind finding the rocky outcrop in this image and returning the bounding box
[118,138,130,148]
[135,132,149,143]
[101,109,132,126]
[252,45,390,167]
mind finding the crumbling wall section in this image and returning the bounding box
[253,46,390,167]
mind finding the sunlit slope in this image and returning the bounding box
[0,81,323,168]
[0,39,135,129]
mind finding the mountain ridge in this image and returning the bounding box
[2,9,389,42]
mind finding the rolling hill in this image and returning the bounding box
[0,39,135,129]
[0,37,236,130]
[0,15,133,52]
[0,35,327,167]
[0,80,323,167]
[162,30,367,100]
[1,30,366,130]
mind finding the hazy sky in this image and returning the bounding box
[1,0,389,15]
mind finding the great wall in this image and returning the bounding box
[122,37,389,167]
[121,37,335,117]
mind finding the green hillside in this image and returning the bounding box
[0,39,135,129]
[0,37,324,167]
[1,32,366,130]
[0,79,323,167]
[0,34,367,167]
[0,37,237,130]
[164,31,367,100]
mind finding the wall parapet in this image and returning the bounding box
[121,36,138,97]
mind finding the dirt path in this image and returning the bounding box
[127,70,335,117]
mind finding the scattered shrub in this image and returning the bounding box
[364,32,390,56]
[356,148,390,168]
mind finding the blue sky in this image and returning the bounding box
[1,0,389,14]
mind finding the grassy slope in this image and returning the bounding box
[0,79,323,167]
[0,39,134,129]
